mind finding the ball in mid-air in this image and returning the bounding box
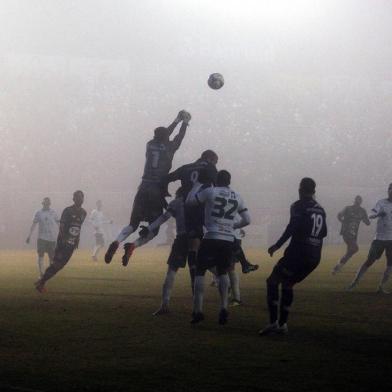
[208,73,224,90]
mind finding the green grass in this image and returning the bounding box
[0,246,391,392]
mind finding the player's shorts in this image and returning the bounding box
[37,239,56,259]
[184,205,204,239]
[367,240,392,265]
[196,239,234,272]
[95,233,105,246]
[130,183,166,225]
[53,244,75,267]
[271,246,321,285]
[167,234,189,269]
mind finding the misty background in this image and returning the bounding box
[0,0,391,249]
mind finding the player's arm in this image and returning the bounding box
[166,166,183,184]
[166,111,184,136]
[233,209,251,230]
[337,207,346,222]
[268,205,301,256]
[369,202,385,219]
[362,210,371,225]
[171,120,189,152]
[26,213,39,244]
[185,182,208,207]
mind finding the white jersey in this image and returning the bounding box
[371,198,392,241]
[195,186,247,242]
[90,209,110,235]
[167,198,186,236]
[33,208,59,242]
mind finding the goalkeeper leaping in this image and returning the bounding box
[105,110,191,266]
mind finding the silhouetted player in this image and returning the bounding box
[105,110,191,266]
[332,195,370,274]
[166,150,218,288]
[260,178,327,335]
[35,190,87,293]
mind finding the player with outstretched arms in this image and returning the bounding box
[26,197,60,278]
[105,110,191,267]
[186,170,251,325]
[332,195,370,274]
[259,178,327,336]
[35,191,87,293]
[347,183,392,293]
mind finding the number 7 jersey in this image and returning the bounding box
[195,186,248,242]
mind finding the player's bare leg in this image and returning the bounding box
[191,269,206,324]
[333,239,359,274]
[217,267,230,325]
[153,266,178,315]
[347,258,376,290]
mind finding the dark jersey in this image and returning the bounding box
[339,205,369,239]
[142,122,187,184]
[276,198,327,253]
[58,205,87,248]
[166,158,217,197]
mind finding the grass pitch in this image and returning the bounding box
[0,246,391,392]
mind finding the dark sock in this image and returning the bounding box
[279,286,294,325]
[266,279,279,323]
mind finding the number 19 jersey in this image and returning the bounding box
[195,186,247,242]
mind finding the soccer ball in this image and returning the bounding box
[208,73,224,90]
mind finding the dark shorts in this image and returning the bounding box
[37,239,56,259]
[130,183,165,226]
[184,205,204,239]
[271,247,321,285]
[95,233,105,246]
[53,244,75,267]
[368,240,392,265]
[167,235,189,269]
[196,239,234,272]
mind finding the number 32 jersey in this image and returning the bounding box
[195,186,247,242]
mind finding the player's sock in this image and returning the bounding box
[38,256,45,277]
[134,231,155,248]
[218,274,230,310]
[162,269,176,306]
[189,266,196,295]
[92,245,100,260]
[279,286,294,326]
[193,275,205,314]
[228,270,240,302]
[379,266,392,290]
[116,225,135,243]
[267,279,279,323]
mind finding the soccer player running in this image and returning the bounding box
[138,187,188,315]
[347,183,392,293]
[35,191,87,293]
[259,178,327,336]
[90,200,112,262]
[332,195,370,274]
[186,170,251,325]
[26,197,60,278]
[105,110,191,266]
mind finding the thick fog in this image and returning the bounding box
[1,0,391,248]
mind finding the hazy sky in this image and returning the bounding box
[0,0,391,245]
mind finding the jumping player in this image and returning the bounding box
[105,110,191,266]
[347,183,392,293]
[259,178,327,335]
[26,197,59,277]
[90,200,112,262]
[186,170,251,325]
[166,150,218,288]
[35,190,87,293]
[332,195,370,274]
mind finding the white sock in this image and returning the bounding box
[38,256,45,277]
[380,266,392,287]
[228,270,240,302]
[116,225,135,243]
[218,274,230,310]
[162,269,176,306]
[92,245,102,258]
[134,231,155,248]
[193,275,205,314]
